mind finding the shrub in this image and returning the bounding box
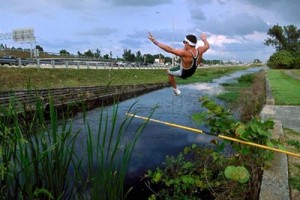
[267,50,294,69]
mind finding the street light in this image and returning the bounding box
[156,11,175,67]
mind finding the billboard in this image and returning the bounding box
[13,28,36,42]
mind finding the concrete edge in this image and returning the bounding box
[259,120,290,200]
[259,74,290,200]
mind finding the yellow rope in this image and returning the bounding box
[126,113,300,158]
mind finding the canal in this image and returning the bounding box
[68,66,265,198]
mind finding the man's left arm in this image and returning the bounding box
[199,33,210,54]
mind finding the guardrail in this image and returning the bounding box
[0,58,168,69]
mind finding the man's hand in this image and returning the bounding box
[200,33,207,41]
[199,33,209,53]
[148,32,159,45]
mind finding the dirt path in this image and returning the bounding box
[285,70,300,81]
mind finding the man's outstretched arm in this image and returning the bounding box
[148,32,185,56]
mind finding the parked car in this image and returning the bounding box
[0,55,27,66]
[0,55,18,65]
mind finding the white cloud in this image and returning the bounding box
[203,34,242,48]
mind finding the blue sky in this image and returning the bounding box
[1,0,299,62]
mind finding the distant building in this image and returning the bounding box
[154,58,165,64]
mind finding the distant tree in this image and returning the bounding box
[265,24,300,53]
[265,24,300,69]
[143,54,155,64]
[84,49,93,58]
[36,45,44,52]
[205,59,223,65]
[122,49,135,62]
[95,48,101,59]
[202,58,209,64]
[109,51,113,59]
[164,57,172,64]
[59,49,70,56]
[103,54,109,59]
[135,50,143,63]
[77,51,82,57]
[253,59,262,63]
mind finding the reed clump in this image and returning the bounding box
[0,94,149,199]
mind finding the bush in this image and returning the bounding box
[145,146,249,200]
[293,51,300,69]
[267,50,294,69]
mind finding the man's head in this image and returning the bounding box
[184,35,197,46]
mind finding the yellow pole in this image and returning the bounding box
[126,113,300,158]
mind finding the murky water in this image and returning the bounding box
[69,66,265,197]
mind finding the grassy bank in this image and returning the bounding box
[267,69,300,105]
[267,69,300,199]
[0,66,247,91]
[217,71,266,122]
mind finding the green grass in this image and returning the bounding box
[176,66,247,84]
[0,66,248,91]
[217,73,254,103]
[267,70,300,105]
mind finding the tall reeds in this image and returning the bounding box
[0,93,150,199]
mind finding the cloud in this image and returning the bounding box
[240,0,300,24]
[206,34,241,48]
[77,27,118,37]
[192,12,269,36]
[120,38,144,49]
[190,9,206,21]
[109,0,172,7]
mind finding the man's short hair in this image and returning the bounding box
[184,35,197,46]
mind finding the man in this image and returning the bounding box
[148,32,209,95]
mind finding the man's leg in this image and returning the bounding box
[168,73,177,89]
[167,73,181,95]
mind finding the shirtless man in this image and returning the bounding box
[148,32,209,95]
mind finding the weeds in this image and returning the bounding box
[146,96,277,199]
[217,71,266,122]
[284,128,300,195]
[0,93,150,199]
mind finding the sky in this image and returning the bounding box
[1,0,299,63]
